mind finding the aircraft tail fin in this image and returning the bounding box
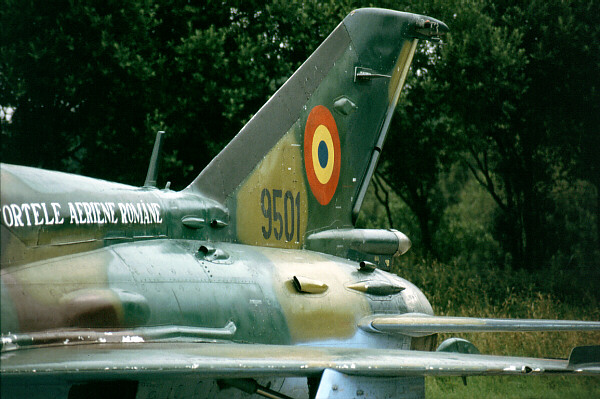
[184,9,447,248]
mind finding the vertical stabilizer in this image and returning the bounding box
[184,8,448,248]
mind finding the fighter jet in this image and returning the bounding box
[1,8,598,399]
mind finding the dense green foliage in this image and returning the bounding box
[2,0,599,271]
[1,0,353,184]
[372,0,600,271]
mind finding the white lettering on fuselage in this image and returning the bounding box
[1,201,162,227]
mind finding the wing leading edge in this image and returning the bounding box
[1,342,599,382]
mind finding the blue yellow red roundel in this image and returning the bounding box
[304,105,341,205]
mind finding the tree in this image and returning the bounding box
[1,0,167,183]
[377,70,457,257]
[1,0,354,187]
[378,0,599,268]
[438,1,531,267]
[466,0,600,267]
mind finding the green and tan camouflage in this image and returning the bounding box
[1,8,599,399]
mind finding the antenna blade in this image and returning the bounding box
[144,131,165,187]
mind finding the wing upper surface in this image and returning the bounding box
[1,342,598,382]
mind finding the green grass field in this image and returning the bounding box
[393,257,600,398]
[426,376,600,399]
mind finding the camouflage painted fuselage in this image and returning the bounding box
[0,163,435,399]
[1,164,433,346]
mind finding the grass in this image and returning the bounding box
[427,376,600,399]
[392,257,600,398]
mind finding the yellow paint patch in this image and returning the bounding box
[388,39,418,105]
[312,125,335,184]
[261,248,371,343]
[235,127,308,248]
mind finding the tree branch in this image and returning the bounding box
[465,147,508,212]
[373,172,394,229]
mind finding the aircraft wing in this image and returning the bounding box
[359,313,600,336]
[2,342,599,382]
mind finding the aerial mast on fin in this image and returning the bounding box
[144,130,165,188]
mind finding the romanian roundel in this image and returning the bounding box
[304,105,341,205]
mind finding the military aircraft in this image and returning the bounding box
[1,8,599,399]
